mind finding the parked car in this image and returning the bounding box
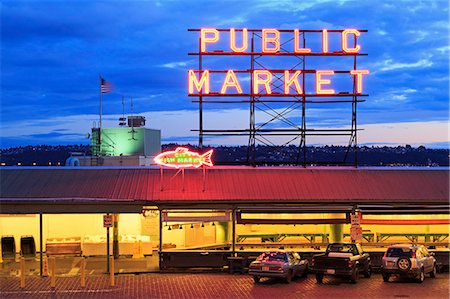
[380,244,437,283]
[248,250,309,283]
[312,243,371,284]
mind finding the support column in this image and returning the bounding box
[216,223,228,243]
[159,209,163,272]
[113,214,119,259]
[329,215,343,243]
[39,213,43,276]
[232,209,236,256]
[106,213,110,273]
[329,224,343,243]
[425,224,430,242]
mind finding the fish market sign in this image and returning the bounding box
[154,147,214,168]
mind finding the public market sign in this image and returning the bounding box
[188,28,369,96]
[154,147,214,168]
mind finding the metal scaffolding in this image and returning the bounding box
[188,29,368,166]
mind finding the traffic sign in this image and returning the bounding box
[103,215,113,228]
[350,225,363,241]
[350,214,361,226]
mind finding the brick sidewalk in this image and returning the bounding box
[1,273,449,299]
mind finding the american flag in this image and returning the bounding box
[100,77,113,94]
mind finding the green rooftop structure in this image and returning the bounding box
[91,127,161,157]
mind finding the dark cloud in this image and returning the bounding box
[0,0,448,147]
[0,131,87,148]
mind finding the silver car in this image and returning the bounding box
[249,250,308,283]
[381,244,437,283]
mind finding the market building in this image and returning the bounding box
[0,166,448,274]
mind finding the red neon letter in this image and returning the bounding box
[322,29,328,53]
[342,29,361,53]
[350,70,369,93]
[262,29,280,53]
[200,28,219,52]
[316,70,335,95]
[253,70,272,94]
[294,29,311,54]
[284,70,303,95]
[220,70,243,94]
[230,28,248,53]
[188,70,210,94]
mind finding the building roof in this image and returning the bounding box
[1,167,448,206]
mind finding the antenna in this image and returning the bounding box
[122,96,125,119]
[118,96,126,127]
[130,96,134,114]
[129,96,136,140]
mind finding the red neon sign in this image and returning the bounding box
[188,69,369,96]
[189,28,369,96]
[197,28,364,54]
[154,147,214,168]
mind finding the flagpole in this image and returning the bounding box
[99,75,102,129]
[99,74,102,156]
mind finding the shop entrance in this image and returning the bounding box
[0,211,161,278]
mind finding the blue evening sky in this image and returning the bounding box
[1,0,449,148]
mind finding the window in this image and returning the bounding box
[258,252,288,262]
[328,244,358,255]
[386,247,412,258]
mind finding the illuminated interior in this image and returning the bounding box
[0,213,159,262]
[0,212,448,260]
[161,210,231,250]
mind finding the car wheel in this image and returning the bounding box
[417,268,425,283]
[316,273,323,283]
[363,265,371,278]
[430,264,437,278]
[285,270,293,283]
[382,273,390,282]
[350,269,359,284]
[253,276,260,283]
[397,257,412,272]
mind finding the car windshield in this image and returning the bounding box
[258,252,287,262]
[327,244,357,254]
[386,248,413,258]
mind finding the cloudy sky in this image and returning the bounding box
[1,0,449,148]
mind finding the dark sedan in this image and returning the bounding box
[249,250,309,283]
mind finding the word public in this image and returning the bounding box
[188,28,369,96]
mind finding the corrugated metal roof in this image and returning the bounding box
[0,167,448,204]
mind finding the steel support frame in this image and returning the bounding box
[190,29,363,167]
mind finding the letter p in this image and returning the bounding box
[200,28,219,52]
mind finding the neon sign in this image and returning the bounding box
[188,28,369,96]
[198,28,362,54]
[154,147,213,168]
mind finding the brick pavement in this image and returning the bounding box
[1,272,449,299]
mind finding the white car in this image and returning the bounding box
[249,251,309,283]
[380,244,437,283]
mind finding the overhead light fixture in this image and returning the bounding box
[190,224,194,228]
[168,226,172,231]
[212,222,215,226]
[201,223,204,227]
[179,225,183,230]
